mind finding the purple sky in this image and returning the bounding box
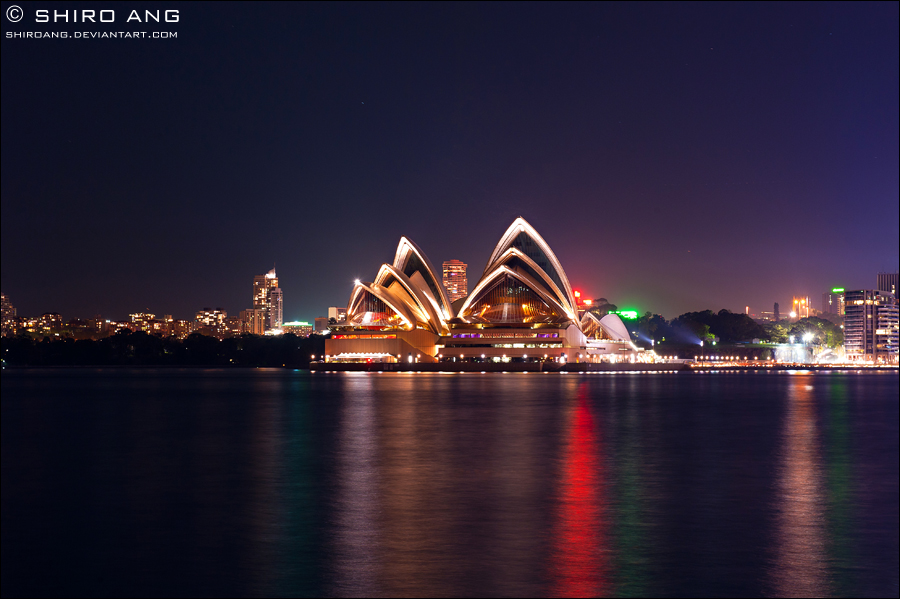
[2,2,898,321]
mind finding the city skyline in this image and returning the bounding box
[2,3,898,321]
[1,266,898,325]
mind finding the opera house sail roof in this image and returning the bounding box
[332,217,644,363]
[345,236,452,335]
[343,217,582,336]
[456,218,578,325]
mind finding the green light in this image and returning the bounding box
[831,288,844,293]
[615,310,639,320]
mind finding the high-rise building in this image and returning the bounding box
[328,306,347,322]
[269,288,283,331]
[843,289,899,364]
[253,268,283,332]
[774,302,780,322]
[240,309,266,336]
[1,292,17,336]
[442,259,468,303]
[877,272,898,297]
[822,288,845,316]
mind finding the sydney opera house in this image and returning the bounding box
[326,218,638,363]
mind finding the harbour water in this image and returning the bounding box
[2,369,897,597]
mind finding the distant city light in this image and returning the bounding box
[832,287,845,293]
[616,310,639,320]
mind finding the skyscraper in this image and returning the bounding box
[1,292,17,337]
[843,289,899,363]
[442,259,468,303]
[252,268,283,332]
[269,287,283,331]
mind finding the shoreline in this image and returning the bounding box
[3,363,896,373]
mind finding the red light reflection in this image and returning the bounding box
[550,393,609,596]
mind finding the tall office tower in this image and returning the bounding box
[268,288,283,331]
[253,267,283,332]
[843,290,899,364]
[774,302,780,322]
[1,292,17,336]
[877,272,898,297]
[822,289,845,315]
[240,309,266,336]
[442,260,468,303]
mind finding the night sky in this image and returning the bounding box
[2,2,898,322]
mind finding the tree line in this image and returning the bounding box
[620,309,843,349]
[1,331,326,367]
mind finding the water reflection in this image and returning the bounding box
[2,370,897,597]
[550,385,610,597]
[770,377,829,596]
[332,375,380,596]
[247,384,283,596]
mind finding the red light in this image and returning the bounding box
[574,290,581,297]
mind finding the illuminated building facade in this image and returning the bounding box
[442,260,468,303]
[791,296,811,320]
[269,288,283,331]
[223,316,245,337]
[328,306,348,322]
[39,313,63,335]
[253,268,283,332]
[843,289,899,364]
[195,308,227,328]
[327,218,638,363]
[283,321,313,337]
[129,312,157,332]
[240,308,266,335]
[172,319,194,339]
[1,292,17,336]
